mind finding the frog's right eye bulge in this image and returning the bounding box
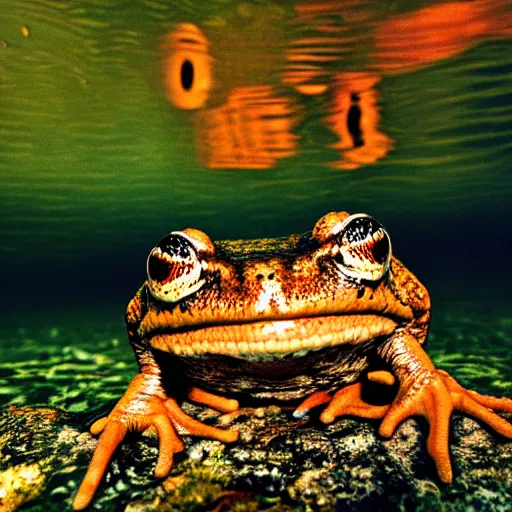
[147,233,205,302]
[334,214,391,282]
[163,23,212,110]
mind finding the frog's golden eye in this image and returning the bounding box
[147,232,205,302]
[334,214,391,281]
[163,23,212,110]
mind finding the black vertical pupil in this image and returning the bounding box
[181,60,194,91]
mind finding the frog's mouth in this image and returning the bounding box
[146,314,398,357]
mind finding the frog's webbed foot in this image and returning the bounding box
[378,369,512,483]
[73,394,185,511]
[73,378,238,511]
[294,365,512,485]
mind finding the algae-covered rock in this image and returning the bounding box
[0,400,511,511]
[0,407,81,511]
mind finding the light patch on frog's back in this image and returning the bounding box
[149,314,397,357]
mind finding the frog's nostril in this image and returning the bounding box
[148,255,170,282]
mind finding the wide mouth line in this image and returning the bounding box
[146,313,399,356]
[143,310,402,338]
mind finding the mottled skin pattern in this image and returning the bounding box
[73,211,512,510]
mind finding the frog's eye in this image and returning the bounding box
[147,232,205,302]
[163,23,213,110]
[334,214,391,281]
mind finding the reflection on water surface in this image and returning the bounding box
[0,0,511,308]
[164,0,511,170]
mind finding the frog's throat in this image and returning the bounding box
[146,315,397,356]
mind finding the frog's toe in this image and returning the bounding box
[378,371,454,482]
[152,414,184,478]
[293,391,332,418]
[378,369,512,484]
[367,370,396,386]
[73,421,128,510]
[318,382,390,424]
[164,397,239,443]
[187,386,240,413]
[90,416,109,435]
[74,396,187,510]
[438,370,512,438]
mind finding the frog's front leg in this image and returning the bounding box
[376,333,512,482]
[312,331,512,484]
[73,355,239,511]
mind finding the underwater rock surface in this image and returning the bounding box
[0,401,511,511]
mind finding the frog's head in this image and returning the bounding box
[141,211,430,356]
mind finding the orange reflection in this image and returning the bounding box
[195,86,299,169]
[283,1,378,96]
[163,1,511,171]
[163,23,213,110]
[286,0,510,169]
[325,73,393,170]
[372,0,512,73]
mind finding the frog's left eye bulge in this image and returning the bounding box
[163,23,212,110]
[334,214,391,281]
[147,233,205,302]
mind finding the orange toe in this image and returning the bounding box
[164,397,239,443]
[367,370,396,386]
[153,415,184,478]
[438,370,512,438]
[90,416,109,435]
[320,382,390,424]
[293,391,332,418]
[379,368,512,484]
[187,387,240,413]
[75,380,238,510]
[378,371,455,482]
[73,422,127,510]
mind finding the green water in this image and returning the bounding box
[0,2,511,511]
[1,0,511,311]
[0,0,511,409]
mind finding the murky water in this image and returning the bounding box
[0,0,511,405]
[0,2,511,511]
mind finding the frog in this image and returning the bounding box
[73,211,512,510]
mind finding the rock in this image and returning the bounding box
[0,400,511,511]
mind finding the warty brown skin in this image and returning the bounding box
[73,211,512,510]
